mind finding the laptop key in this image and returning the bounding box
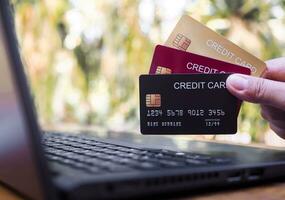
[46,155,62,161]
[88,152,107,157]
[210,158,231,164]
[187,154,212,161]
[85,158,104,164]
[158,160,186,167]
[106,164,131,172]
[103,155,118,161]
[87,167,102,173]
[137,162,159,170]
[72,162,87,169]
[186,159,208,165]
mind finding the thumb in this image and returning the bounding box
[226,74,285,110]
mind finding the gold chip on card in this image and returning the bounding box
[172,33,191,51]
[155,66,172,74]
[145,94,161,107]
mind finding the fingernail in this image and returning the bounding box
[227,74,248,91]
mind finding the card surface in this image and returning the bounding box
[140,74,238,134]
[165,15,266,76]
[149,45,251,75]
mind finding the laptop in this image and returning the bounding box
[0,1,285,200]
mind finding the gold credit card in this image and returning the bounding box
[165,15,266,76]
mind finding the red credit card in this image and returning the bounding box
[149,45,251,75]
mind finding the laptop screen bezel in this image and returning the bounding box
[0,1,57,199]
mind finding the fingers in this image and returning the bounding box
[226,74,285,110]
[261,105,285,130]
[261,105,285,121]
[231,57,285,138]
[264,57,285,81]
[260,105,285,138]
[269,123,285,139]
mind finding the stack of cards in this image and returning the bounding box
[140,15,266,135]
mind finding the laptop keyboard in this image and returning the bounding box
[43,132,231,174]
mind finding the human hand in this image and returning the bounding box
[226,57,285,138]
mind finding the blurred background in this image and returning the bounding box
[12,0,285,147]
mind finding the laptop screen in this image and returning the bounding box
[0,4,47,200]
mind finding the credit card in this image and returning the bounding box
[149,45,251,75]
[140,74,237,134]
[165,15,266,76]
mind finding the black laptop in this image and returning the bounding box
[0,1,285,200]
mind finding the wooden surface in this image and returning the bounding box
[1,182,285,200]
[188,182,285,200]
[0,185,22,200]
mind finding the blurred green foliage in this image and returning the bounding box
[12,0,285,143]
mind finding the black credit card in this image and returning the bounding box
[139,74,238,134]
